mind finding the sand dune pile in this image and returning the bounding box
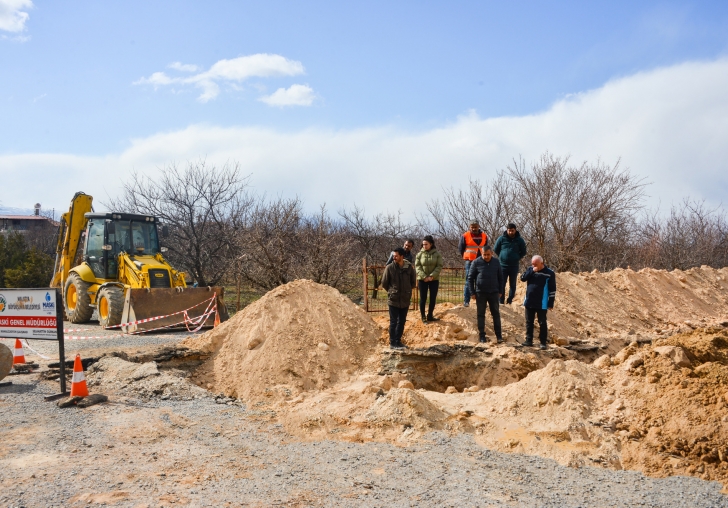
[596,326,728,483]
[366,388,448,430]
[185,280,381,401]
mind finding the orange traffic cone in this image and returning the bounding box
[12,338,26,365]
[213,304,220,328]
[70,354,89,397]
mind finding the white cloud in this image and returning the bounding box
[4,59,728,217]
[167,62,199,72]
[135,53,306,102]
[0,0,32,33]
[259,84,315,107]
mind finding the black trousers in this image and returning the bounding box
[388,305,409,345]
[419,279,439,317]
[501,265,519,303]
[525,307,548,344]
[475,292,502,340]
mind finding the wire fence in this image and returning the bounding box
[362,259,467,312]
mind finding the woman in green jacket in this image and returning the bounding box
[415,235,444,323]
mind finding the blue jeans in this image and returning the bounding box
[463,260,473,304]
[501,265,520,303]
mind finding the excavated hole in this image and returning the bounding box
[380,344,545,393]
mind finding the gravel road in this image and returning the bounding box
[2,370,728,507]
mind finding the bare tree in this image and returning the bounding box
[339,205,413,298]
[420,152,648,271]
[233,196,302,291]
[231,199,358,296]
[507,153,647,271]
[420,172,515,263]
[106,159,252,286]
[632,199,728,270]
[339,205,412,264]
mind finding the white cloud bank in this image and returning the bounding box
[135,53,306,102]
[259,84,315,107]
[0,0,32,39]
[3,58,728,217]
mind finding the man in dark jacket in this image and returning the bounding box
[520,255,556,350]
[467,246,504,343]
[381,247,417,349]
[386,239,415,265]
[494,223,527,304]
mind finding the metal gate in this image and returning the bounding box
[362,259,467,312]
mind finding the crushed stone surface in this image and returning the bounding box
[2,374,728,507]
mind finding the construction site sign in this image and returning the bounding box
[0,289,61,340]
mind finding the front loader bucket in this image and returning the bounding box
[120,287,229,333]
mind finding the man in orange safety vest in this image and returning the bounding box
[458,219,488,307]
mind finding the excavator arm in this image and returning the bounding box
[50,192,93,289]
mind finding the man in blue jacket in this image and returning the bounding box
[520,255,556,350]
[494,223,527,304]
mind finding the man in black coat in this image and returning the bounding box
[467,246,504,343]
[381,247,417,349]
[520,255,556,350]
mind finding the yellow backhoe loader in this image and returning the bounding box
[50,192,228,332]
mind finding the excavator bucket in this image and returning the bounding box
[120,287,229,334]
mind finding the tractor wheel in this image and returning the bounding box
[64,273,93,323]
[97,286,125,328]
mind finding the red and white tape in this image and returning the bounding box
[22,339,52,360]
[64,301,218,340]
[102,294,217,330]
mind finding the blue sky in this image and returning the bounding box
[1,1,728,215]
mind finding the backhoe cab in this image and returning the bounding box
[51,192,228,332]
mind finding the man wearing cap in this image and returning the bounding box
[494,223,527,304]
[467,246,504,343]
[458,220,488,307]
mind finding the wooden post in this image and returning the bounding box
[362,257,368,312]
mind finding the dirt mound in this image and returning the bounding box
[366,388,448,429]
[480,359,604,426]
[86,356,208,400]
[186,280,381,402]
[597,326,728,483]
